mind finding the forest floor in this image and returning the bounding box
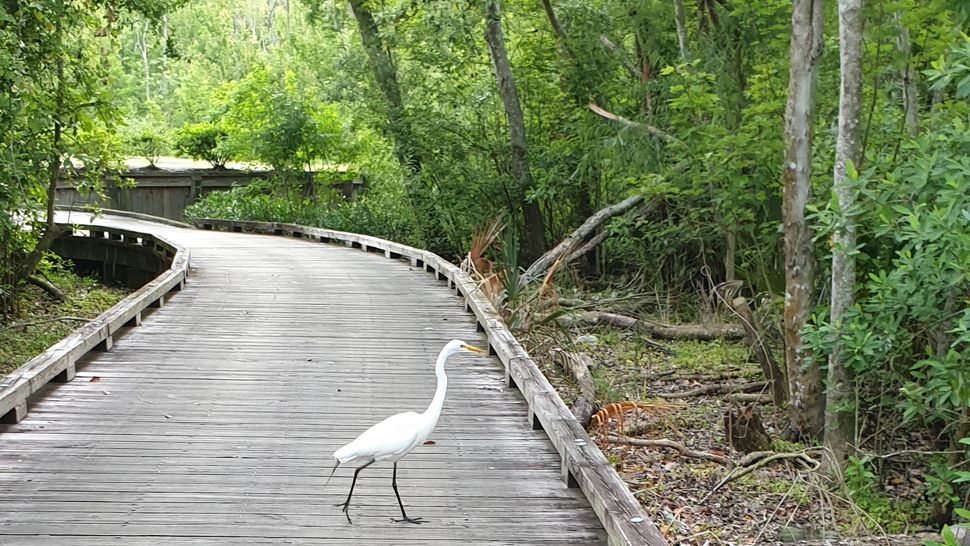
[0,271,129,375]
[525,328,942,546]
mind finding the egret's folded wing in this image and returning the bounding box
[337,412,422,461]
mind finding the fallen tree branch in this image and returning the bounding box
[562,230,608,267]
[561,203,658,269]
[657,381,767,399]
[651,369,747,382]
[552,350,596,401]
[1,316,90,332]
[710,451,821,495]
[27,274,66,301]
[562,310,744,340]
[731,296,787,404]
[607,435,731,466]
[524,195,644,283]
[727,393,774,404]
[597,35,641,81]
[588,103,681,144]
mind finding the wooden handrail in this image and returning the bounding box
[195,218,667,546]
[0,224,190,424]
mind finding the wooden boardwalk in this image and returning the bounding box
[0,213,607,545]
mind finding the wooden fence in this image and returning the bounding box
[55,168,364,221]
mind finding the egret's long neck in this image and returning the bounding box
[422,349,449,423]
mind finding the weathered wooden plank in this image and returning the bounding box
[0,223,189,423]
[0,212,609,545]
[192,217,665,546]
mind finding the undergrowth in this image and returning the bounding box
[532,324,945,543]
[0,269,128,375]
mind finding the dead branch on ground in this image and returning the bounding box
[1,316,90,332]
[656,381,767,399]
[709,451,821,495]
[561,310,744,341]
[731,296,787,404]
[727,393,773,404]
[27,275,66,301]
[607,435,731,465]
[552,349,596,399]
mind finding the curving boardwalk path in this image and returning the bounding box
[0,213,606,545]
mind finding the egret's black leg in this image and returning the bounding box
[334,460,373,524]
[390,462,424,524]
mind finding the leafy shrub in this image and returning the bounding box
[129,130,167,168]
[183,177,423,247]
[174,123,231,168]
[223,67,343,176]
[804,106,970,523]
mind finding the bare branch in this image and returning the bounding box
[607,435,731,466]
[1,316,90,332]
[587,103,681,144]
[598,35,641,80]
[657,381,768,399]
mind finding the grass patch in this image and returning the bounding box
[0,270,129,375]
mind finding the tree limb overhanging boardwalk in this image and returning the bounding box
[0,213,607,545]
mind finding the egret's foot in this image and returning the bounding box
[392,516,424,524]
[333,502,353,524]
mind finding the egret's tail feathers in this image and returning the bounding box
[323,459,340,490]
[333,442,357,463]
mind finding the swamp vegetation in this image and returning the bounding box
[1,0,968,543]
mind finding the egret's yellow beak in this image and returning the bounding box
[463,345,486,354]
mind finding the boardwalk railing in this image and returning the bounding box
[0,224,189,424]
[196,218,668,546]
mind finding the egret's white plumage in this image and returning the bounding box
[327,339,485,524]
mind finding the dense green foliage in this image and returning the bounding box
[2,0,968,535]
[1,0,176,313]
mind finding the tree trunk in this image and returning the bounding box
[347,0,422,174]
[724,405,772,454]
[139,20,151,101]
[782,0,824,439]
[894,12,918,137]
[725,230,736,282]
[672,0,691,62]
[822,0,863,474]
[484,0,545,261]
[540,0,574,61]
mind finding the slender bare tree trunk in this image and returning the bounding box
[267,0,279,46]
[138,19,151,101]
[782,0,824,439]
[540,0,574,60]
[347,0,422,174]
[894,12,918,136]
[484,0,546,261]
[823,0,864,473]
[673,0,691,62]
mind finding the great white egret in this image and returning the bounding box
[325,339,487,524]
